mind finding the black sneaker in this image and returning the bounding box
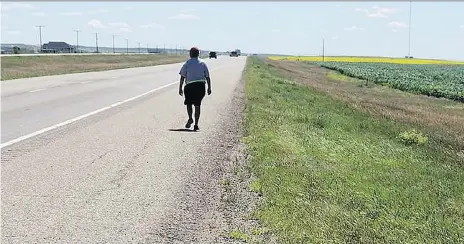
[193,125,199,131]
[185,119,193,128]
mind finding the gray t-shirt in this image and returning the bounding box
[179,58,210,85]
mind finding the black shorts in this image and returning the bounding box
[184,82,206,106]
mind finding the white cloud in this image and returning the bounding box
[179,8,196,13]
[61,12,83,16]
[7,30,21,35]
[367,12,388,18]
[1,2,33,11]
[387,21,408,29]
[460,25,464,29]
[139,23,165,29]
[344,25,364,31]
[392,29,398,33]
[169,13,200,20]
[124,6,133,11]
[332,36,339,40]
[271,29,281,33]
[88,19,106,29]
[108,22,130,28]
[118,28,132,33]
[88,9,109,14]
[32,12,47,17]
[356,6,398,18]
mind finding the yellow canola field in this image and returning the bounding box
[268,56,464,65]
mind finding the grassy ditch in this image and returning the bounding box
[243,57,464,243]
[1,54,188,80]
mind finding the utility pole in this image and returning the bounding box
[322,38,325,62]
[112,35,116,53]
[94,32,99,53]
[176,44,178,55]
[138,42,141,53]
[147,44,149,53]
[36,25,45,53]
[125,38,129,54]
[74,29,81,53]
[408,1,412,58]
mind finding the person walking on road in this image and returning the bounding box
[178,47,212,131]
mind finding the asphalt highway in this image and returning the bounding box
[1,56,247,242]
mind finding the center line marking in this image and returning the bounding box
[29,88,46,93]
[1,66,224,149]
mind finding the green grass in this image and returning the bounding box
[243,57,464,243]
[0,54,188,80]
[327,71,361,83]
[313,61,464,102]
[249,179,263,195]
[230,229,250,241]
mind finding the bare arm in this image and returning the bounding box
[204,64,211,94]
[206,77,211,89]
[179,76,185,96]
[179,76,185,89]
[178,63,187,96]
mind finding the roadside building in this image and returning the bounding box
[42,42,75,53]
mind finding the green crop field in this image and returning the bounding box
[310,62,464,102]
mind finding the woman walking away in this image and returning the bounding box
[178,47,212,131]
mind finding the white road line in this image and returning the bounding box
[1,66,224,149]
[1,81,177,149]
[80,81,93,84]
[29,88,46,93]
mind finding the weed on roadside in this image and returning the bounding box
[399,129,428,145]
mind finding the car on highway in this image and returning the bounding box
[209,51,217,59]
[230,51,238,57]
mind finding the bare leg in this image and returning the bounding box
[194,105,201,126]
[185,104,194,128]
[187,104,193,121]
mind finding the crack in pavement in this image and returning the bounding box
[94,148,148,195]
[90,150,112,165]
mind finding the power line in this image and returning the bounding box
[112,35,116,53]
[94,32,99,53]
[35,25,45,52]
[125,38,129,54]
[322,38,325,62]
[74,30,81,53]
[408,1,412,57]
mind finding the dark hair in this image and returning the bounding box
[190,47,200,58]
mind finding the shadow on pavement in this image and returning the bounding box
[168,128,198,132]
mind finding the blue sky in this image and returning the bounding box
[1,1,463,60]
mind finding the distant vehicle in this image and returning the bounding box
[209,51,217,59]
[235,49,241,56]
[230,51,238,57]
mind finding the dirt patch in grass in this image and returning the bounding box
[264,59,464,151]
[1,54,188,80]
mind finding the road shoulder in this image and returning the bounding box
[144,58,273,243]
